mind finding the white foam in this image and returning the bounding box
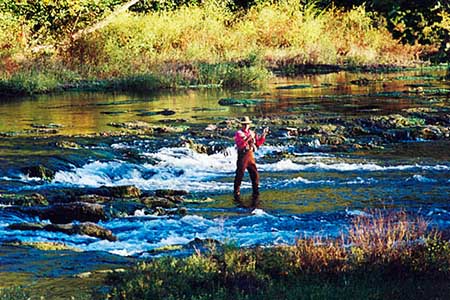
[252,209,271,216]
[260,160,450,172]
[6,146,446,194]
[52,158,235,192]
[409,175,438,183]
[277,176,334,187]
[144,146,236,175]
[345,209,371,217]
[343,177,378,185]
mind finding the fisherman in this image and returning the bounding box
[233,116,269,207]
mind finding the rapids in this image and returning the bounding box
[0,69,449,257]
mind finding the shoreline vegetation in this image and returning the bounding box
[0,0,449,96]
[1,210,450,299]
[103,211,450,300]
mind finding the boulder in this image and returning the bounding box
[154,207,187,216]
[76,194,112,203]
[417,125,443,140]
[8,222,116,241]
[76,222,117,241]
[141,197,177,209]
[22,202,107,223]
[0,193,48,206]
[183,139,228,155]
[318,134,346,145]
[282,127,299,137]
[99,185,142,198]
[22,165,55,181]
[155,189,188,198]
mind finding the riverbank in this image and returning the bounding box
[2,1,434,97]
[104,211,450,300]
[1,210,450,300]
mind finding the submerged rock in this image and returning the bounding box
[108,121,188,134]
[25,128,59,134]
[8,222,117,241]
[155,189,188,198]
[218,98,265,106]
[22,165,55,182]
[136,109,176,117]
[6,241,79,251]
[108,120,153,131]
[369,115,425,129]
[183,197,215,204]
[55,141,80,149]
[350,77,370,86]
[158,109,176,116]
[154,207,188,216]
[30,123,63,129]
[275,84,312,90]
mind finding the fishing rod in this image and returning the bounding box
[255,103,270,136]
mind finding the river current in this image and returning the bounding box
[0,70,449,257]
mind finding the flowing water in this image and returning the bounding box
[0,70,449,258]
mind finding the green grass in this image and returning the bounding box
[0,287,30,300]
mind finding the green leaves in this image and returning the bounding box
[1,0,126,43]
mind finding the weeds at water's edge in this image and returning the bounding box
[100,210,450,300]
[0,61,271,97]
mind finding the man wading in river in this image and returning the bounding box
[234,116,269,207]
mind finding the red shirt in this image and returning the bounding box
[234,128,265,151]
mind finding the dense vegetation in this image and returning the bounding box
[0,0,448,95]
[103,211,450,300]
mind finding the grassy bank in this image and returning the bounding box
[0,1,423,96]
[101,210,450,300]
[1,212,449,299]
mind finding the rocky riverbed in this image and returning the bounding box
[0,69,449,298]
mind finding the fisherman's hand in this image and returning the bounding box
[262,127,270,136]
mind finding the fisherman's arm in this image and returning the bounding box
[255,128,269,147]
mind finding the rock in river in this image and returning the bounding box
[21,165,55,182]
[8,222,117,241]
[21,202,107,223]
[0,193,48,206]
[99,185,142,198]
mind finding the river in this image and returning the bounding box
[0,69,449,258]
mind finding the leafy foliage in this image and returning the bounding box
[318,0,450,60]
[0,0,125,44]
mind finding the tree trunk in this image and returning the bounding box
[70,0,141,41]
